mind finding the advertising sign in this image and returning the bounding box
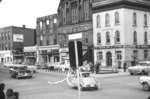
[13,34,24,42]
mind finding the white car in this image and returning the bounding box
[139,76,150,91]
[128,61,150,75]
[66,71,99,90]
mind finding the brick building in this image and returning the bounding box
[0,26,36,64]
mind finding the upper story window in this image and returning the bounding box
[144,32,148,44]
[96,15,101,28]
[133,31,137,44]
[115,31,120,43]
[115,12,120,25]
[46,20,50,25]
[97,32,101,44]
[106,31,110,44]
[144,14,148,27]
[133,12,137,26]
[105,13,110,27]
[40,21,42,29]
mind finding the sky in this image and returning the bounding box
[0,0,60,29]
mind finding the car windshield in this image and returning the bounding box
[137,62,150,66]
[81,73,90,77]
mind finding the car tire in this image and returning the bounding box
[130,72,134,75]
[79,85,83,91]
[141,71,148,75]
[142,83,150,91]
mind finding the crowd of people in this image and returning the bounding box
[0,83,19,99]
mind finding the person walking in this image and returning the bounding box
[0,83,5,99]
[95,62,100,74]
[123,62,127,72]
[6,89,17,99]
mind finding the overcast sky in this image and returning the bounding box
[0,0,60,29]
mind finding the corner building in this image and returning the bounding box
[93,0,150,68]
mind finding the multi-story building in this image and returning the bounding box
[93,0,150,69]
[34,14,60,64]
[57,0,94,63]
[0,26,36,64]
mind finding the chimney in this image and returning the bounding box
[22,25,26,28]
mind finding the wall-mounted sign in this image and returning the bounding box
[13,34,24,42]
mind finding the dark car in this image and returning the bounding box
[9,65,33,79]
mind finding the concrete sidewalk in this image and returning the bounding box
[37,69,129,78]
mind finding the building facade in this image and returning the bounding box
[0,26,36,64]
[35,14,60,65]
[93,0,150,68]
[57,0,94,63]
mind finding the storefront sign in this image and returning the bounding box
[13,34,24,42]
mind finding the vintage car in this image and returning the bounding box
[9,65,33,79]
[139,76,150,91]
[66,71,99,90]
[128,61,150,75]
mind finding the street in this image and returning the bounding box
[0,68,150,99]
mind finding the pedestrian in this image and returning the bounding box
[6,89,17,99]
[0,83,5,99]
[95,62,100,74]
[123,62,127,72]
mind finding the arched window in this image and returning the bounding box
[144,14,147,27]
[133,31,137,44]
[96,15,100,28]
[106,31,110,43]
[115,12,120,25]
[144,32,148,44]
[115,31,120,43]
[105,13,110,27]
[97,32,101,44]
[133,12,137,26]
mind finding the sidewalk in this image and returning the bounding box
[37,69,129,78]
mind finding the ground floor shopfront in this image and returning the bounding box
[94,45,150,69]
[0,50,24,64]
[24,45,60,66]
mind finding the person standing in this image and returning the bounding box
[123,62,127,72]
[0,83,5,99]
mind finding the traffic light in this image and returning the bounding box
[68,41,83,70]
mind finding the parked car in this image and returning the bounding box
[9,65,33,79]
[128,61,150,75]
[139,76,150,91]
[66,71,99,90]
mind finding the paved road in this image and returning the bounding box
[0,68,150,99]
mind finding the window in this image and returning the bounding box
[97,32,101,44]
[115,31,120,43]
[133,50,138,60]
[106,31,110,44]
[105,13,110,27]
[133,31,137,44]
[144,14,148,27]
[85,38,88,43]
[115,12,120,25]
[97,52,103,60]
[46,20,50,25]
[116,51,122,60]
[144,32,148,44]
[144,50,148,59]
[96,15,100,28]
[40,22,42,29]
[133,12,137,26]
